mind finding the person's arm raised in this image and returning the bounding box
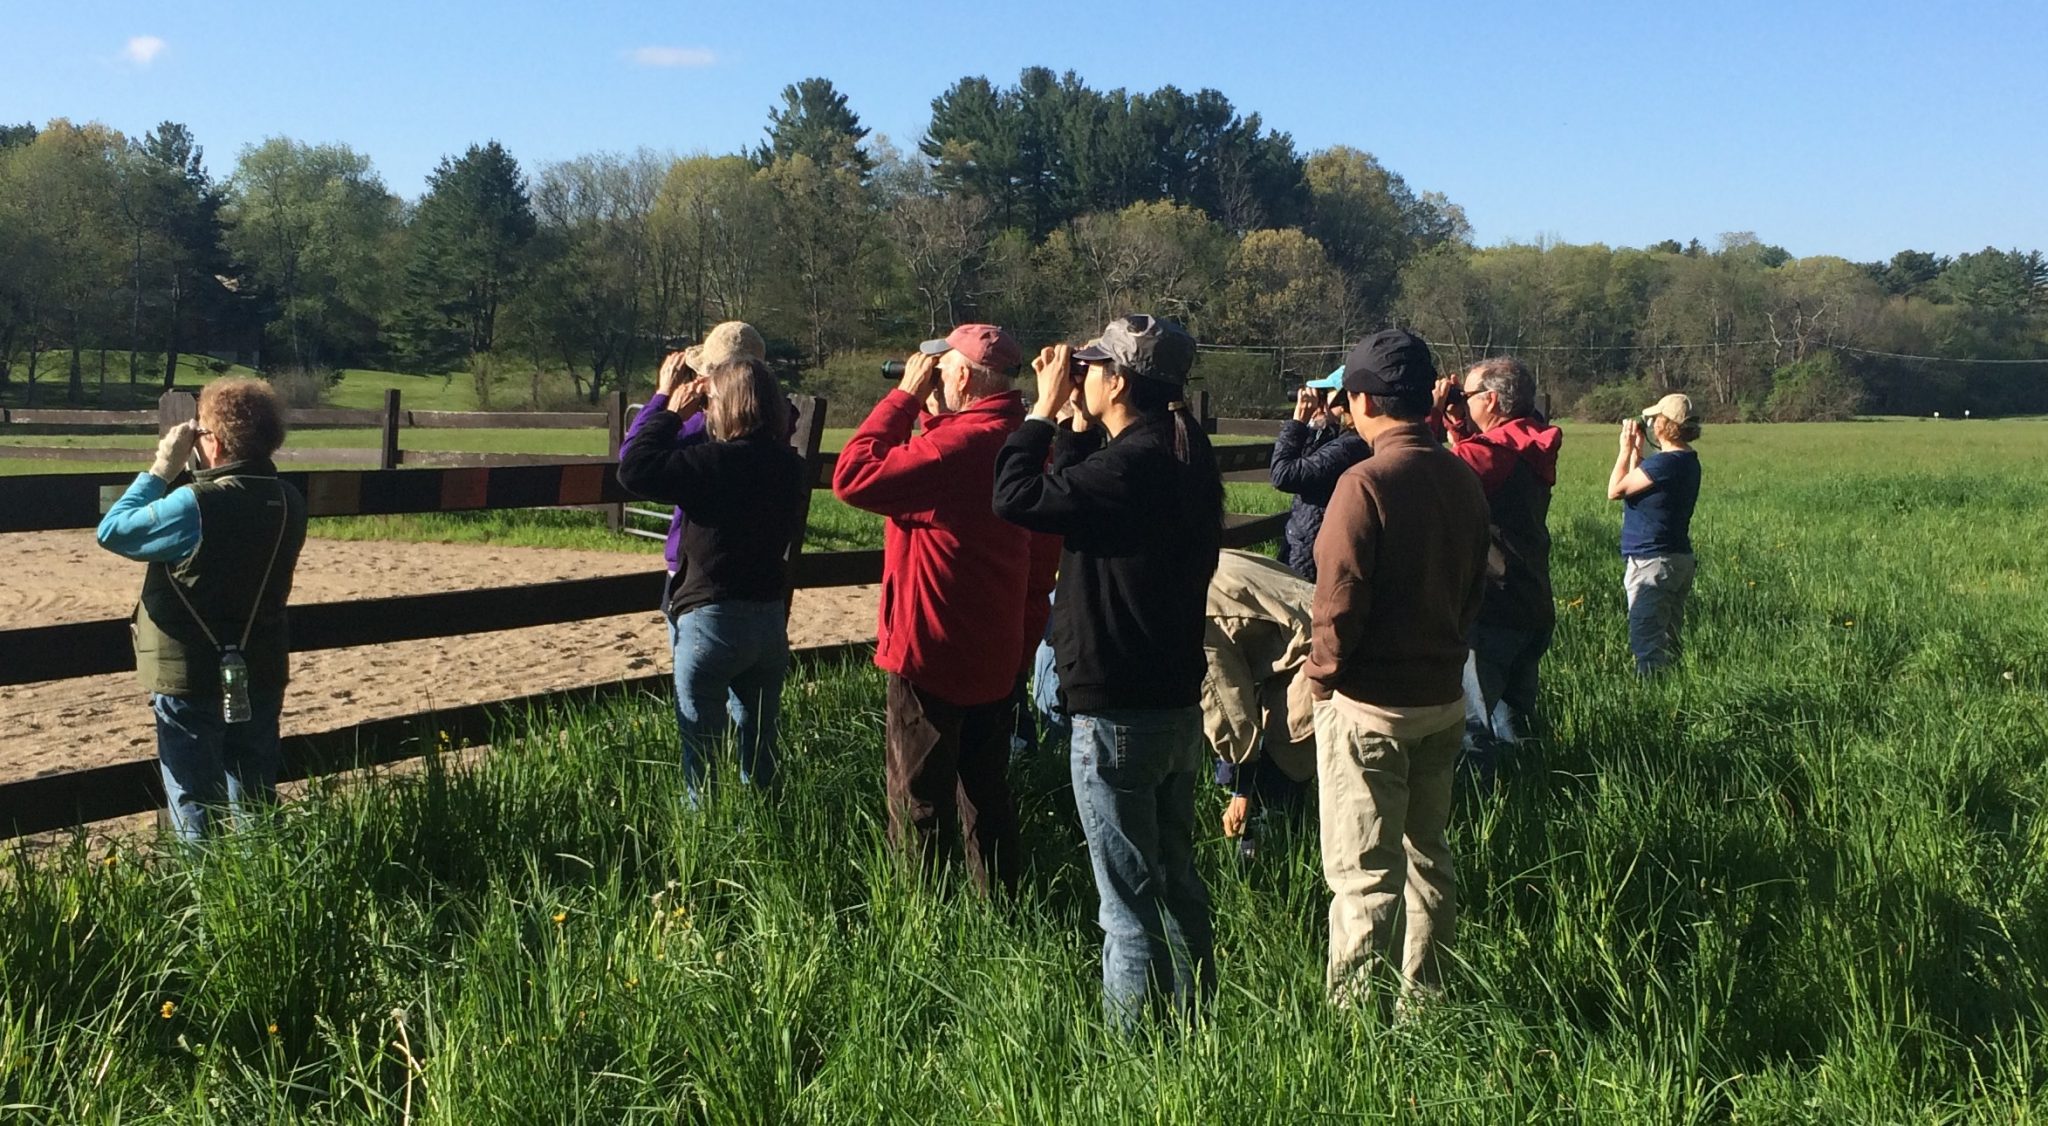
[1607,420,1654,500]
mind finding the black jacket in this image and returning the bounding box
[993,413,1222,715]
[617,412,807,615]
[1269,420,1370,582]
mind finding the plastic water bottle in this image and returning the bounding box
[220,647,252,724]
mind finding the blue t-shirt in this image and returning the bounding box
[1620,450,1700,557]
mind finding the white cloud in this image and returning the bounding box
[628,45,716,69]
[122,36,167,66]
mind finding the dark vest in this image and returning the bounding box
[133,459,309,699]
[1478,459,1555,632]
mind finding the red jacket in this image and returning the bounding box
[1438,415,1562,494]
[833,389,1051,706]
[1438,413,1563,631]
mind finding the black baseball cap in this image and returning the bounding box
[1072,314,1197,385]
[1341,329,1437,396]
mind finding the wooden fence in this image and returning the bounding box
[0,390,629,470]
[0,398,1288,838]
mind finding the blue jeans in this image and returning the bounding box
[1032,636,1070,751]
[1625,553,1696,675]
[1461,621,1553,781]
[669,600,790,801]
[153,692,283,842]
[1069,706,1215,1030]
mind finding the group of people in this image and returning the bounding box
[93,316,1703,1029]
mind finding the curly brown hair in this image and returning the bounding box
[197,378,289,462]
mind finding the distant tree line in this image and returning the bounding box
[2,70,2042,416]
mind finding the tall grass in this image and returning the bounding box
[4,421,2046,1120]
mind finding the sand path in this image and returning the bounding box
[0,531,878,784]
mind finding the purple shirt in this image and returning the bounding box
[623,392,708,573]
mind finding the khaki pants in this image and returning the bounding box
[1314,701,1461,1002]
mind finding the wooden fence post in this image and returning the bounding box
[784,394,829,616]
[1195,389,1215,434]
[604,390,627,532]
[379,389,402,470]
[157,389,197,436]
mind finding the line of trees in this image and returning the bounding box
[2,70,2043,417]
[1398,237,2048,420]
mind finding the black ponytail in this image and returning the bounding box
[1128,375,1199,464]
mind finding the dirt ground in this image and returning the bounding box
[0,531,879,784]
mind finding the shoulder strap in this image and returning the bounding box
[161,480,292,652]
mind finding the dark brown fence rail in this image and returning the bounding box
[0,640,878,839]
[0,461,633,533]
[0,511,1283,691]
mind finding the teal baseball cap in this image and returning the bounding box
[1305,366,1345,391]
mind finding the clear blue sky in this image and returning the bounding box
[13,0,2045,262]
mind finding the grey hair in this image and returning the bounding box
[959,356,1010,396]
[1469,356,1535,419]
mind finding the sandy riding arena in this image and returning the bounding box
[0,532,879,784]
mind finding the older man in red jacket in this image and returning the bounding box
[833,324,1052,894]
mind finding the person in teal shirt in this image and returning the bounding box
[97,379,308,840]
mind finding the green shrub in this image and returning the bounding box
[792,349,911,428]
[1765,354,1864,422]
[266,366,338,409]
[1573,379,1652,422]
[1191,351,1293,419]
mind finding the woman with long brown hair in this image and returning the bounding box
[618,357,807,803]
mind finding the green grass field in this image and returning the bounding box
[4,418,2047,1119]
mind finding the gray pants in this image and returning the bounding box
[1624,553,1696,675]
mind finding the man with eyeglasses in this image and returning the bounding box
[1431,356,1563,787]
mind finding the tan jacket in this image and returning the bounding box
[1200,550,1318,783]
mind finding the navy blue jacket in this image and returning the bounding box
[1269,420,1370,582]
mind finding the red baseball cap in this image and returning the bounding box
[918,324,1023,374]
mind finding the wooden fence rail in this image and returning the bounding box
[0,390,628,471]
[0,512,1285,690]
[0,461,633,533]
[0,640,878,839]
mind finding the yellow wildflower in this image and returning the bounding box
[552,911,567,925]
[159,1001,177,1020]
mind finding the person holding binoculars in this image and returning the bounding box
[832,324,1056,896]
[1429,356,1563,786]
[1270,367,1371,582]
[993,313,1223,1031]
[617,333,807,806]
[1608,393,1703,675]
[96,378,308,841]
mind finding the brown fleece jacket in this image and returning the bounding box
[1306,422,1491,707]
